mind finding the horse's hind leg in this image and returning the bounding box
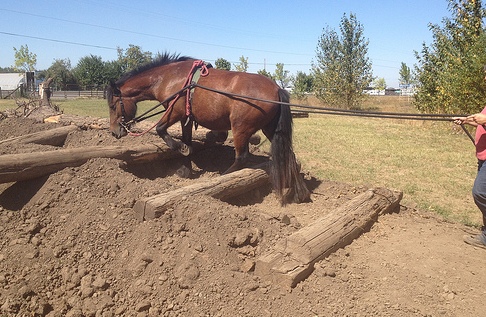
[223,132,251,174]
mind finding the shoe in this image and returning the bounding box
[463,232,486,250]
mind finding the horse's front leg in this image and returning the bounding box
[175,119,194,178]
[155,118,191,156]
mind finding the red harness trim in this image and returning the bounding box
[128,60,209,137]
[166,59,209,117]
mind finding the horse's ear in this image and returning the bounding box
[108,81,121,95]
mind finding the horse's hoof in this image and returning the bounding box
[179,144,192,156]
[249,134,261,145]
[176,165,191,178]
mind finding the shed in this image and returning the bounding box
[0,73,25,90]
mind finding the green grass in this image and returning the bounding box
[0,96,481,226]
[292,115,477,223]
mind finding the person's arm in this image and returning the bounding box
[467,113,486,126]
[453,114,481,127]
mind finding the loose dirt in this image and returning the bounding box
[0,115,485,317]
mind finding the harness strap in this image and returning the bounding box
[127,60,209,137]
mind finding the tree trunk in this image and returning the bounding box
[254,187,403,288]
[39,78,53,107]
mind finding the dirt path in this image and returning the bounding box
[0,117,484,317]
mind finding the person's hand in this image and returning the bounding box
[452,116,467,125]
[467,113,486,125]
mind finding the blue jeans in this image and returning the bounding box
[472,160,486,228]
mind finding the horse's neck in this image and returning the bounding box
[122,78,157,101]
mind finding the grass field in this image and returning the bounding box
[0,95,480,226]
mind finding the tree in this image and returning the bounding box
[414,0,486,114]
[373,77,386,91]
[117,44,152,73]
[46,59,76,90]
[257,68,273,78]
[13,45,37,72]
[399,62,412,86]
[215,58,231,70]
[0,66,16,73]
[234,56,248,72]
[73,55,107,89]
[273,63,292,89]
[104,60,124,83]
[312,13,373,109]
[292,71,314,100]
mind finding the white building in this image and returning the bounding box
[0,73,25,91]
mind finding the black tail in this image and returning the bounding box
[270,89,310,205]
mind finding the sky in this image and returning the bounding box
[0,0,452,88]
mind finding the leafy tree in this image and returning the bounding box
[215,58,231,70]
[234,56,248,72]
[117,44,152,72]
[414,0,486,114]
[292,71,314,100]
[73,55,107,89]
[13,45,37,72]
[257,68,273,78]
[104,60,124,83]
[312,13,373,109]
[373,77,386,90]
[0,66,16,73]
[273,63,292,89]
[46,59,76,90]
[399,62,412,86]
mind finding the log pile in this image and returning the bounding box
[1,120,404,289]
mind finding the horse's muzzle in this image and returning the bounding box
[110,125,128,139]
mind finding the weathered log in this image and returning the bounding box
[254,187,403,288]
[0,142,209,184]
[0,124,78,146]
[134,165,270,221]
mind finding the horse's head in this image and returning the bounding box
[106,82,137,139]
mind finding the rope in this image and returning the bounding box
[124,80,473,140]
[126,60,208,137]
[192,83,468,121]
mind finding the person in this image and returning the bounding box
[454,108,486,249]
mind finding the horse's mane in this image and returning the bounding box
[115,52,194,85]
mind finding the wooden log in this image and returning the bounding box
[0,141,209,184]
[133,165,270,221]
[254,187,403,288]
[0,124,78,146]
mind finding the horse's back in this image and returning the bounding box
[191,69,281,131]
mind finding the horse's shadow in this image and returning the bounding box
[123,143,321,206]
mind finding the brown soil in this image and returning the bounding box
[0,116,485,317]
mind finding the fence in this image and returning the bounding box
[50,90,105,100]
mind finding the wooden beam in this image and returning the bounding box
[0,142,210,184]
[0,124,78,146]
[133,165,270,221]
[254,187,403,288]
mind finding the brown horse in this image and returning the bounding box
[106,53,310,205]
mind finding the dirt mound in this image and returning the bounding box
[0,116,485,317]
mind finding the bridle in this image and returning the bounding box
[111,89,133,133]
[110,60,209,136]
